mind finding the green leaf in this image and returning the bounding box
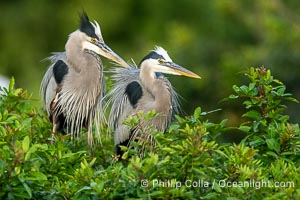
[240,85,249,94]
[76,186,91,194]
[15,166,21,175]
[202,192,219,199]
[229,94,239,99]
[266,151,278,158]
[266,69,272,81]
[232,85,241,93]
[22,182,32,199]
[248,82,256,91]
[281,151,299,156]
[193,107,201,119]
[242,110,261,120]
[285,97,299,103]
[266,138,280,152]
[25,151,31,161]
[238,125,251,133]
[249,136,265,147]
[0,125,7,135]
[220,119,228,127]
[6,115,18,123]
[91,181,104,192]
[227,197,239,200]
[249,67,255,75]
[212,182,222,193]
[9,77,15,91]
[273,79,283,85]
[150,190,163,196]
[21,118,32,128]
[90,157,97,166]
[276,86,286,96]
[22,136,30,153]
[168,124,180,132]
[122,151,129,160]
[25,171,48,181]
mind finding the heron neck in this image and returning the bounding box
[65,31,100,72]
[140,64,171,115]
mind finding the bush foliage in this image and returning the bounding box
[0,67,299,199]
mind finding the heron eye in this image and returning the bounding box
[91,38,97,43]
[158,59,163,64]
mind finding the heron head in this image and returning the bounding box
[78,12,129,67]
[140,46,201,79]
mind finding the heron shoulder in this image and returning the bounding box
[125,81,143,108]
[53,60,69,84]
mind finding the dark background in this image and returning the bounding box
[1,0,299,127]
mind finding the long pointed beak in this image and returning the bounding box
[162,62,201,79]
[95,42,130,68]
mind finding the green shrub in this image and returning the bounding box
[0,67,299,199]
[228,66,300,163]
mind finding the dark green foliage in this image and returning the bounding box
[0,68,299,199]
[228,66,300,163]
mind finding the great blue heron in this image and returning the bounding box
[40,12,129,151]
[107,46,201,156]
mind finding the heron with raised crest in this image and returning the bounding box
[107,46,201,157]
[40,12,129,152]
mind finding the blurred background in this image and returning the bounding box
[1,0,299,129]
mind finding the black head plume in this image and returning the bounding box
[79,11,99,39]
[139,51,164,65]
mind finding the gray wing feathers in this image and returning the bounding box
[168,79,180,125]
[40,52,67,115]
[105,66,140,145]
